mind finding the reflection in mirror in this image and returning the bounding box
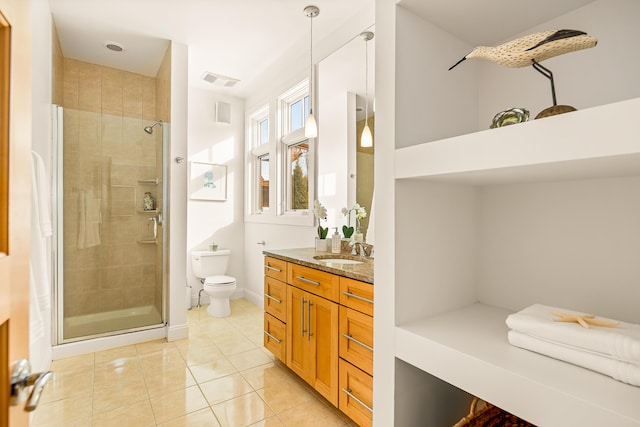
[317,26,375,241]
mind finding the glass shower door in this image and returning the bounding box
[54,106,166,342]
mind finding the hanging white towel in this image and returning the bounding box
[30,151,52,311]
[29,264,45,344]
[506,304,640,365]
[77,189,101,249]
[508,330,640,387]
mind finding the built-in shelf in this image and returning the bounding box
[395,303,640,427]
[138,209,159,214]
[395,98,640,185]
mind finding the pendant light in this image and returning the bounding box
[304,5,319,138]
[360,31,374,148]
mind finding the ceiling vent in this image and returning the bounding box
[201,72,240,88]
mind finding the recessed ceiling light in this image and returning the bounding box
[104,41,124,52]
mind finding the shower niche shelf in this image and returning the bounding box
[136,178,159,213]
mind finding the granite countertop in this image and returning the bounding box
[263,247,374,284]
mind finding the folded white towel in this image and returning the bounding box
[508,330,640,387]
[506,304,640,365]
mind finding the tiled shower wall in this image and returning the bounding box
[61,56,166,319]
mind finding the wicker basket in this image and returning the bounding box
[453,397,537,427]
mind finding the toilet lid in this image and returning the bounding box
[204,275,236,286]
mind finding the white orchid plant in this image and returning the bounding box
[313,200,329,239]
[341,202,367,238]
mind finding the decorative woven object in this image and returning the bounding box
[449,30,597,70]
[535,104,577,119]
[452,397,537,427]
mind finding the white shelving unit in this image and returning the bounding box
[396,304,640,426]
[391,98,640,427]
[373,0,640,425]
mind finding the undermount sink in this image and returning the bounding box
[313,255,367,265]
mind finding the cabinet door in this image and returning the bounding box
[264,313,286,363]
[340,277,374,316]
[264,276,287,322]
[264,256,287,282]
[289,263,340,302]
[339,306,373,375]
[339,359,373,427]
[286,285,311,382]
[310,294,339,406]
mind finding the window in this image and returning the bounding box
[279,80,314,216]
[287,142,309,210]
[258,153,269,210]
[245,80,314,226]
[248,106,270,214]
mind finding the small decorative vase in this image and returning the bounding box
[143,192,155,211]
[315,238,328,252]
[353,221,364,243]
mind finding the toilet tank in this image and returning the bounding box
[191,249,231,279]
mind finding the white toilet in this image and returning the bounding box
[191,249,237,317]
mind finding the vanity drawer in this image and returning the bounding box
[340,277,374,316]
[339,306,373,375]
[264,312,286,363]
[264,256,287,282]
[339,359,373,427]
[264,277,287,322]
[288,263,339,302]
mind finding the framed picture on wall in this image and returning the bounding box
[189,161,227,201]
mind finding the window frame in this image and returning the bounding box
[244,80,314,227]
[246,105,270,217]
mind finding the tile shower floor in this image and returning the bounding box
[34,299,357,427]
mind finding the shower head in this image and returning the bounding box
[144,121,162,134]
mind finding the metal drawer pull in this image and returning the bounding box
[342,291,373,304]
[342,333,373,352]
[264,293,282,304]
[341,388,373,413]
[301,297,307,337]
[296,275,320,286]
[263,331,281,344]
[264,265,282,272]
[308,301,313,341]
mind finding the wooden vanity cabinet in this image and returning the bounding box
[263,257,287,363]
[263,255,373,424]
[287,269,340,406]
[339,277,374,426]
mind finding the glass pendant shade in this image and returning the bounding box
[361,121,373,147]
[305,111,318,138]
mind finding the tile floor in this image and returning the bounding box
[34,299,358,427]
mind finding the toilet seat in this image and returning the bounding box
[204,275,236,286]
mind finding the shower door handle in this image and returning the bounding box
[147,217,158,239]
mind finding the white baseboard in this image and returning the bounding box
[189,287,249,308]
[167,323,189,342]
[52,326,166,359]
[243,288,263,308]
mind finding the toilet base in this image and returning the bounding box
[207,297,231,317]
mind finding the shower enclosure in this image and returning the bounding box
[53,105,167,342]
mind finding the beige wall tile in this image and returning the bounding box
[142,76,157,120]
[123,72,143,118]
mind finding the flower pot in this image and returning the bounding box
[315,238,328,252]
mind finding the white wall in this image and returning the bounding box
[242,3,375,308]
[186,88,246,305]
[167,42,189,341]
[31,0,54,373]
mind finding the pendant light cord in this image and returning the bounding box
[309,13,313,114]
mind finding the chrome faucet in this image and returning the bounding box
[349,240,366,257]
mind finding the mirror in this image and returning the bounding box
[317,27,375,241]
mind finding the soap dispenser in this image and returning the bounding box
[331,227,341,254]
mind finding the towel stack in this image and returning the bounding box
[506,304,640,387]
